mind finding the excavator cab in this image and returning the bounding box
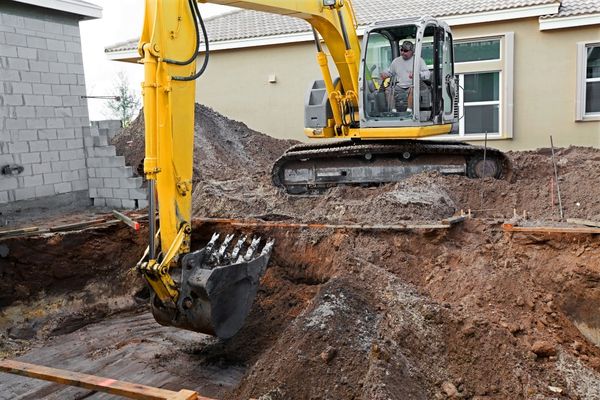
[359,17,458,130]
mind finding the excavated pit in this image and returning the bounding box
[2,105,600,399]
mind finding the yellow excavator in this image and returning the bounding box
[136,0,509,338]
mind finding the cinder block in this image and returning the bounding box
[26,118,46,129]
[57,128,75,139]
[29,140,49,152]
[4,95,24,106]
[51,160,70,172]
[87,168,96,178]
[103,177,120,188]
[88,178,103,188]
[0,177,18,191]
[67,64,84,75]
[5,32,26,46]
[0,44,18,57]
[92,135,108,147]
[35,184,56,198]
[16,106,35,118]
[43,95,62,107]
[32,162,52,174]
[43,172,62,184]
[62,95,80,107]
[51,85,70,97]
[106,198,123,209]
[35,107,54,118]
[12,82,33,94]
[41,151,60,163]
[120,177,143,189]
[93,198,106,207]
[17,47,37,60]
[8,141,29,154]
[69,159,86,170]
[46,118,65,129]
[20,152,41,164]
[61,170,79,182]
[78,168,87,180]
[26,36,46,49]
[89,187,97,197]
[83,136,94,148]
[37,50,58,62]
[136,199,149,209]
[70,86,86,97]
[32,83,51,95]
[65,41,82,54]
[41,72,60,84]
[44,21,63,35]
[13,129,37,141]
[102,156,125,168]
[59,148,84,161]
[1,14,24,29]
[24,95,44,106]
[59,73,77,85]
[0,191,9,204]
[30,60,49,73]
[14,187,36,201]
[96,167,112,178]
[97,188,113,198]
[63,25,79,37]
[49,139,67,151]
[71,178,88,192]
[48,62,67,74]
[92,146,116,157]
[67,138,83,149]
[86,157,102,168]
[113,188,129,199]
[54,182,72,194]
[0,69,20,81]
[20,71,41,83]
[23,174,43,187]
[23,17,44,32]
[8,57,28,70]
[129,188,147,200]
[46,39,65,52]
[121,199,136,209]
[111,166,133,178]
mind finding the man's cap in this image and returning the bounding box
[401,41,414,51]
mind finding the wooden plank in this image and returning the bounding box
[0,360,213,400]
[567,218,600,228]
[0,226,38,237]
[49,218,107,232]
[195,217,450,231]
[502,223,600,234]
[441,215,467,225]
[112,210,141,230]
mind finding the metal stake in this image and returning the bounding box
[480,131,489,210]
[550,136,564,220]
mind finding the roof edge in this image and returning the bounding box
[11,0,102,19]
[106,2,562,61]
[539,13,600,30]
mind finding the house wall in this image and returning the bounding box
[195,17,600,151]
[0,3,146,211]
[0,3,90,206]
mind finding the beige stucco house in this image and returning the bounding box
[106,0,600,151]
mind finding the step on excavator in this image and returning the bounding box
[136,0,510,338]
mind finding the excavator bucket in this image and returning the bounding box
[150,234,274,339]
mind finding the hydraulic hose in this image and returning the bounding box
[171,0,210,81]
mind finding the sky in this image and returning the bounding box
[79,1,232,121]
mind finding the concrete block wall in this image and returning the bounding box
[84,122,148,210]
[0,4,89,207]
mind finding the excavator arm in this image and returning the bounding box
[136,0,360,338]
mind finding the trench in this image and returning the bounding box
[1,219,600,399]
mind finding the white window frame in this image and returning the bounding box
[439,32,514,141]
[576,41,600,122]
[458,72,502,137]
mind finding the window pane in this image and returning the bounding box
[455,40,500,63]
[586,81,600,113]
[465,105,499,134]
[464,72,499,102]
[587,46,600,79]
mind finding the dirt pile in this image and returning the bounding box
[115,105,600,224]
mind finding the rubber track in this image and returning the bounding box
[272,139,512,191]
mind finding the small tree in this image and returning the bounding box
[106,71,140,127]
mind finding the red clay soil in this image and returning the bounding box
[1,106,599,399]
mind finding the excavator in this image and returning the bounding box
[136,0,510,339]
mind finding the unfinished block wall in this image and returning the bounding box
[0,4,89,207]
[0,3,147,211]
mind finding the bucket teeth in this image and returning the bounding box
[203,233,273,268]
